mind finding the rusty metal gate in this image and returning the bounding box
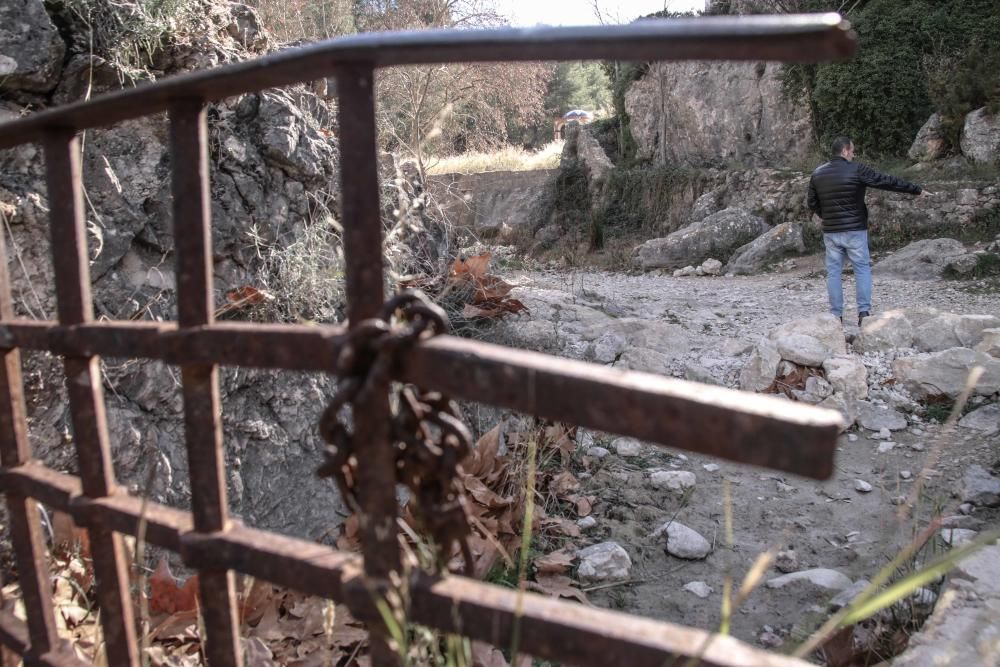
[0,13,852,667]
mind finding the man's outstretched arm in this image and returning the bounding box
[857,163,924,195]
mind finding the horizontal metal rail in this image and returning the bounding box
[0,465,811,667]
[0,320,842,478]
[0,14,854,148]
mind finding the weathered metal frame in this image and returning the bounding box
[0,14,852,667]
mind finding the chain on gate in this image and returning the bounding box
[316,290,475,574]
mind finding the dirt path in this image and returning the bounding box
[491,254,1000,654]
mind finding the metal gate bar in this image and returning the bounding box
[0,14,855,667]
[44,129,139,665]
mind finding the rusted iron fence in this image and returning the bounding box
[0,14,852,667]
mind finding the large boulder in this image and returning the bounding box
[907,113,947,162]
[635,208,770,271]
[961,107,1000,164]
[0,0,65,94]
[854,310,915,353]
[822,355,868,401]
[769,314,847,356]
[874,239,971,280]
[636,208,770,270]
[624,61,813,168]
[893,348,1000,399]
[774,333,832,367]
[725,221,806,275]
[913,314,1000,352]
[739,339,781,391]
[975,328,1000,358]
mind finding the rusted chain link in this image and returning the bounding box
[317,290,475,574]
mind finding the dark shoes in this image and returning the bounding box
[858,311,870,327]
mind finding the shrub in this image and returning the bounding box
[790,0,1000,158]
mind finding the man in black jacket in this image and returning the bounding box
[808,136,933,326]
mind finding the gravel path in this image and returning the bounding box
[489,254,1000,656]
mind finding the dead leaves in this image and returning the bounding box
[451,254,529,320]
[399,252,529,322]
[214,285,276,319]
[149,559,200,615]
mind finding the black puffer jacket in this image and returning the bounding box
[808,157,921,233]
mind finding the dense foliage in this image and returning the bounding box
[807,0,1000,156]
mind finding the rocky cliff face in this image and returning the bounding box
[624,61,813,169]
[1,0,347,541]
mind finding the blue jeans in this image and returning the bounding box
[824,230,872,318]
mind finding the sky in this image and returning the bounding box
[497,0,707,27]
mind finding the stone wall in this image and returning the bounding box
[425,169,558,236]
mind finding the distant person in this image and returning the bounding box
[807,136,934,326]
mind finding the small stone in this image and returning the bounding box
[777,482,795,493]
[587,446,610,460]
[877,442,895,454]
[775,550,798,573]
[873,427,892,440]
[890,495,908,506]
[856,401,908,432]
[700,258,723,276]
[766,569,852,591]
[847,433,858,443]
[941,528,977,547]
[576,429,596,449]
[576,516,597,530]
[958,404,1000,435]
[758,631,783,649]
[650,470,697,492]
[910,443,925,452]
[854,480,873,493]
[576,542,632,582]
[959,503,973,515]
[899,470,912,480]
[653,521,712,560]
[829,579,870,610]
[703,463,720,472]
[612,437,642,457]
[962,465,1000,507]
[682,581,713,598]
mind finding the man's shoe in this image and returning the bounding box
[858,311,870,327]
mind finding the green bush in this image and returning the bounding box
[791,0,1000,158]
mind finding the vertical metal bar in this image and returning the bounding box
[43,128,139,666]
[0,213,59,661]
[337,64,400,667]
[169,99,242,667]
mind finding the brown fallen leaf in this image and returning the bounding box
[549,471,580,497]
[462,474,513,509]
[149,559,199,615]
[565,494,595,517]
[533,549,575,575]
[464,423,504,478]
[451,253,492,279]
[529,574,591,606]
[541,517,581,538]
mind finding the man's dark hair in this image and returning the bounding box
[831,136,853,156]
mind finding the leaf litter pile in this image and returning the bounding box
[1,421,606,665]
[401,252,528,323]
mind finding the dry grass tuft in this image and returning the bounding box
[425,142,564,175]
